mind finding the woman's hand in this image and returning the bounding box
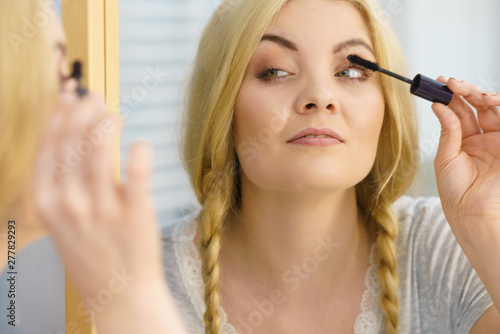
[32,90,188,334]
[432,77,500,239]
[432,77,500,317]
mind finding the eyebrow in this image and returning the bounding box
[261,34,375,57]
[261,34,298,51]
[332,39,375,57]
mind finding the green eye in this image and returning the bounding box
[267,69,278,77]
[257,68,290,82]
[336,69,363,78]
[265,69,288,78]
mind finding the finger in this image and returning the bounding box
[480,92,500,130]
[86,115,121,224]
[447,78,499,133]
[58,111,103,234]
[436,76,448,84]
[53,98,107,228]
[62,78,78,94]
[55,95,107,173]
[437,77,481,138]
[60,168,93,235]
[445,93,481,139]
[432,102,462,167]
[33,140,85,243]
[482,92,500,104]
[123,142,155,206]
[33,95,76,226]
[56,130,91,234]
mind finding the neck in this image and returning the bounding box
[214,179,372,296]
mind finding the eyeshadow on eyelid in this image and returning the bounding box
[253,54,288,66]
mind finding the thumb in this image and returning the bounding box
[124,141,155,203]
[432,103,462,167]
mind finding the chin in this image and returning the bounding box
[269,173,360,194]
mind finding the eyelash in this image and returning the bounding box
[255,63,373,83]
[337,63,373,82]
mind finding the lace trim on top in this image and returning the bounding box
[354,243,384,333]
[173,218,382,334]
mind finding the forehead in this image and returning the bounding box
[265,0,371,46]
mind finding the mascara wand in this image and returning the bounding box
[347,54,454,106]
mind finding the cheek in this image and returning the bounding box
[360,86,384,128]
[364,104,384,139]
[234,86,265,140]
[234,83,288,149]
[345,90,385,152]
[234,83,266,167]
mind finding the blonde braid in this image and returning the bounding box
[199,203,223,334]
[198,162,239,334]
[358,171,403,334]
[371,202,400,334]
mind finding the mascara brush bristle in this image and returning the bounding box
[347,54,415,86]
[347,54,380,72]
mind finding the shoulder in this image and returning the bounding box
[392,195,444,226]
[392,195,449,246]
[392,195,458,273]
[393,196,493,333]
[391,195,454,279]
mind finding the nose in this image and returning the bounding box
[295,73,338,114]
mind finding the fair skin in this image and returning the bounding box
[28,1,500,334]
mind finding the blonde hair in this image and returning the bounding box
[182,0,419,333]
[0,0,59,219]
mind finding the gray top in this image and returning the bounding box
[161,196,493,333]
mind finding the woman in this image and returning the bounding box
[160,0,500,333]
[1,1,189,333]
[30,0,500,333]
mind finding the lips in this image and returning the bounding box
[287,127,344,143]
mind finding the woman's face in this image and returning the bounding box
[234,0,385,194]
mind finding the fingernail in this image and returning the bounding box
[451,78,463,83]
[482,92,497,97]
